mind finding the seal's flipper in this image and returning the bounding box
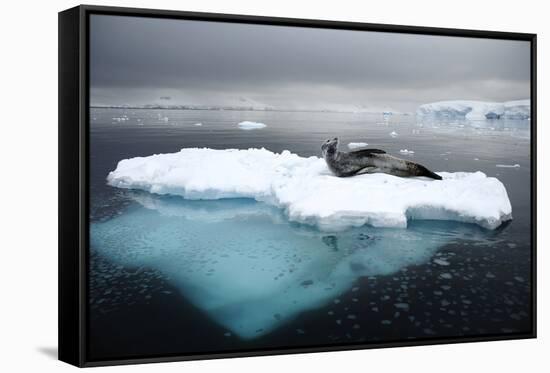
[355,167,381,175]
[349,148,386,157]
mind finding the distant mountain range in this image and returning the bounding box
[90,103,406,115]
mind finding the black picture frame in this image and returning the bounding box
[59,4,537,367]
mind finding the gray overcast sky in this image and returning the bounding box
[90,14,530,112]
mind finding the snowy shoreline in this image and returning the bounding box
[107,148,512,231]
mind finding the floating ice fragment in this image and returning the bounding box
[433,258,450,266]
[496,164,520,168]
[399,149,415,155]
[112,117,129,122]
[394,303,410,311]
[347,142,369,149]
[390,131,398,137]
[238,121,266,130]
[193,122,203,126]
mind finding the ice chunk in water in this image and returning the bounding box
[399,149,415,155]
[347,142,368,149]
[496,164,520,168]
[238,121,266,130]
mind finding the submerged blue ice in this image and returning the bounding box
[91,193,493,339]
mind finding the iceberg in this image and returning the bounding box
[107,148,512,230]
[503,100,531,120]
[416,99,530,120]
[237,121,266,130]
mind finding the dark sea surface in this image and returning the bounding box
[88,108,532,361]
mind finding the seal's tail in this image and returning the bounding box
[417,165,442,180]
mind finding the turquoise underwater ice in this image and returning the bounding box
[90,193,494,339]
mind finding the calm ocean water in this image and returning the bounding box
[88,108,532,360]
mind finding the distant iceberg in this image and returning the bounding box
[416,100,530,120]
[238,121,266,130]
[107,148,512,230]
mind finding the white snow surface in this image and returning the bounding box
[107,148,512,230]
[237,121,266,130]
[416,100,530,120]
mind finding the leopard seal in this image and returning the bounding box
[321,137,442,180]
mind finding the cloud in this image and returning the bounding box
[90,14,530,111]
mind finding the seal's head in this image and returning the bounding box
[321,137,339,158]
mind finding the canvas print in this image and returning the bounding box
[88,14,532,360]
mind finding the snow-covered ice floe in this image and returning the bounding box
[416,99,530,120]
[237,121,266,130]
[347,142,368,149]
[107,148,512,230]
